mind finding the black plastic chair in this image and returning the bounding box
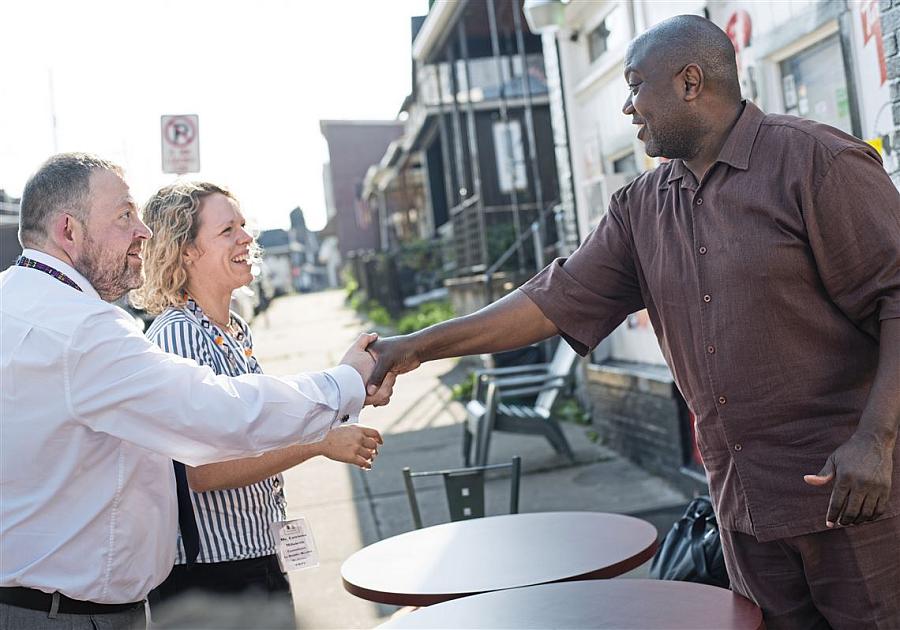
[401,456,521,529]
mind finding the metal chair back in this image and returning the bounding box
[402,456,521,529]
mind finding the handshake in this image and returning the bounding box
[340,332,421,407]
[332,332,420,471]
[340,332,398,407]
[333,333,421,470]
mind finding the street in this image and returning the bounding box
[251,290,686,629]
[252,289,470,628]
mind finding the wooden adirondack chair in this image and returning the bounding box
[463,342,579,466]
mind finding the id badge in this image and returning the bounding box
[270,517,320,572]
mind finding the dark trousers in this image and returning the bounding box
[721,516,900,630]
[150,554,290,604]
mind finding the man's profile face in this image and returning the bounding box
[622,44,701,160]
[71,169,151,302]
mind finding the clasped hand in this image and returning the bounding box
[362,335,420,397]
[341,333,397,406]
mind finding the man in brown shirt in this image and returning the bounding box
[368,15,900,628]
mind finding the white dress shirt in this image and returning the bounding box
[0,249,364,604]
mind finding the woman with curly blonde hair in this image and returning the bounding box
[134,181,383,605]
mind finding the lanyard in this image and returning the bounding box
[15,256,83,292]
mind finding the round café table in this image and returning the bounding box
[379,579,765,629]
[341,511,658,606]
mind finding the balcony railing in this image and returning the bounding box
[417,54,548,108]
[437,198,558,277]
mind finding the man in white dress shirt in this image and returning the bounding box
[0,153,393,629]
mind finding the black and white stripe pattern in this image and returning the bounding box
[146,301,286,564]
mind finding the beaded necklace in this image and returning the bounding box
[184,295,258,373]
[16,256,83,292]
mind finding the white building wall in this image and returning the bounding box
[264,255,293,296]
[848,2,893,144]
[322,163,337,221]
[556,0,683,366]
[318,235,342,288]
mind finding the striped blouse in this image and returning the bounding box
[146,297,286,565]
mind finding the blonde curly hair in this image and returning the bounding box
[132,181,239,315]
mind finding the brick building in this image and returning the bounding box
[884,0,900,185]
[320,120,404,259]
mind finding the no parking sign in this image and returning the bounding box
[161,114,200,174]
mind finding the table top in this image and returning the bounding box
[341,511,658,606]
[380,579,765,629]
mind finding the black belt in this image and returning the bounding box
[0,587,144,615]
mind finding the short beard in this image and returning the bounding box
[75,233,144,302]
[644,111,707,161]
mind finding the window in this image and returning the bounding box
[492,120,528,193]
[588,20,611,62]
[586,5,629,65]
[612,153,638,179]
[779,34,853,134]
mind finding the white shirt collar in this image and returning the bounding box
[21,248,101,300]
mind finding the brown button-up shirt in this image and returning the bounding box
[521,102,900,542]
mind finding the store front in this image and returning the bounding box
[778,34,854,134]
[710,0,894,172]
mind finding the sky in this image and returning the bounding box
[0,0,429,231]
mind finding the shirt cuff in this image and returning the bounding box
[324,364,365,427]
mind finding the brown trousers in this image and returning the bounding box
[721,516,900,630]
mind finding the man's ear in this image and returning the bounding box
[50,211,83,257]
[681,63,703,101]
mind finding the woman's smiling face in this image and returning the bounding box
[184,192,255,294]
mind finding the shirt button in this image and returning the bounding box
[699,246,708,255]
[718,396,727,405]
[733,443,742,452]
[703,294,711,303]
[340,414,350,423]
[707,345,715,354]
[695,197,703,205]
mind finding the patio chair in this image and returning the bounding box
[402,456,521,529]
[463,341,578,466]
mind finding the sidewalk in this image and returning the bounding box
[251,291,688,630]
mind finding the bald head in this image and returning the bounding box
[628,15,741,103]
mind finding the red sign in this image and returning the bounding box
[860,0,887,85]
[725,10,752,53]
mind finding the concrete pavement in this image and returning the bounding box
[250,290,688,630]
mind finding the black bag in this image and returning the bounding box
[649,495,729,588]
